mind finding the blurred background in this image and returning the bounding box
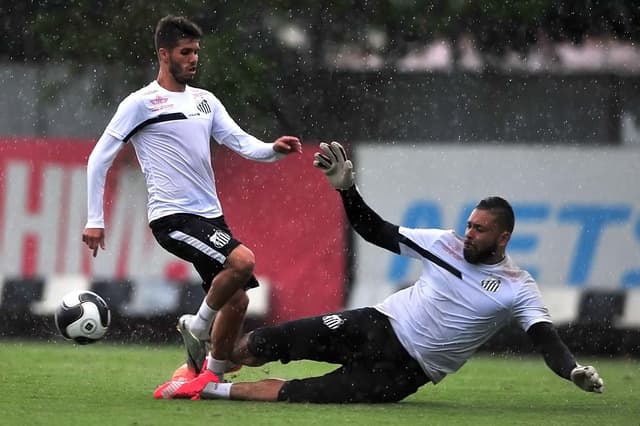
[0,1,639,355]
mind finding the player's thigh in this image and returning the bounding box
[151,214,240,264]
[150,214,241,285]
[223,243,255,274]
[279,362,428,403]
[248,307,390,365]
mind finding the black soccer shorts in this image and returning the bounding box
[248,307,430,403]
[150,213,258,291]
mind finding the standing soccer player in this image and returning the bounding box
[82,15,301,381]
[155,142,604,403]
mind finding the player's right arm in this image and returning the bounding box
[83,132,125,257]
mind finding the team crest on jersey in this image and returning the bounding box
[480,276,501,292]
[196,99,211,114]
[209,230,231,248]
[150,95,168,105]
[322,314,345,330]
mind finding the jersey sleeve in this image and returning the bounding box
[397,227,447,260]
[339,185,401,253]
[208,96,278,162]
[104,94,147,141]
[85,132,125,228]
[512,278,552,332]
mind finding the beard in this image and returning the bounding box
[169,60,194,85]
[463,241,499,264]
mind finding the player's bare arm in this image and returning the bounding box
[82,227,105,257]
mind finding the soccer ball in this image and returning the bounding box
[55,290,111,344]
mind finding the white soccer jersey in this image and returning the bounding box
[375,227,551,384]
[86,80,279,227]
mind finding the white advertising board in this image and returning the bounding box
[348,144,640,308]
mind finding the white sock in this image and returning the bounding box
[207,354,228,381]
[190,299,217,340]
[200,382,232,400]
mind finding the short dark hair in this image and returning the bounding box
[154,15,202,53]
[475,196,515,233]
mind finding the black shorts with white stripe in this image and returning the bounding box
[150,213,259,291]
[248,307,430,403]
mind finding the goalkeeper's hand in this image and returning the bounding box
[570,365,604,393]
[313,141,354,190]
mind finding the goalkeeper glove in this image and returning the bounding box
[313,141,354,190]
[570,365,604,393]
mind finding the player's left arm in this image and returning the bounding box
[527,322,604,393]
[272,136,302,156]
[209,95,300,161]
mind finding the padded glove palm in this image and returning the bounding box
[570,365,604,393]
[313,141,354,190]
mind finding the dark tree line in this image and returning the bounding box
[3,1,639,63]
[2,1,638,134]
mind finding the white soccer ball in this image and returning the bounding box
[55,290,111,345]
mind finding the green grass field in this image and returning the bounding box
[0,340,637,426]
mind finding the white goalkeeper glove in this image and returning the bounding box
[313,141,354,190]
[570,365,604,393]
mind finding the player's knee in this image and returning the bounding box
[365,385,408,403]
[364,375,423,403]
[227,246,255,280]
[232,331,265,367]
[247,327,290,364]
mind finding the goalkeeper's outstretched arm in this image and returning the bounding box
[338,185,401,254]
[313,141,401,253]
[527,322,604,393]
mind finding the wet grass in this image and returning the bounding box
[0,340,637,426]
